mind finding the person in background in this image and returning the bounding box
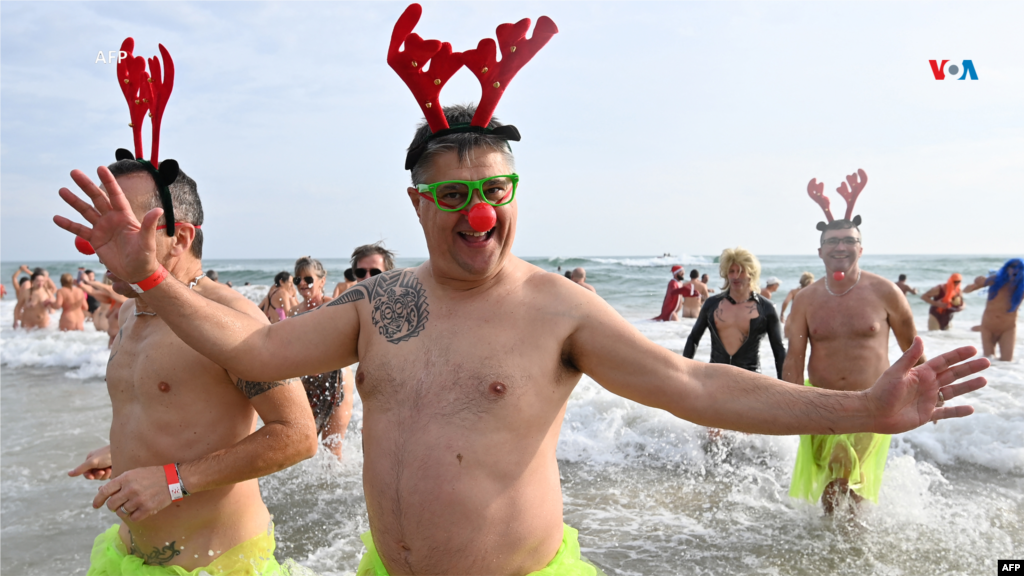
[570,267,597,293]
[333,268,358,298]
[780,272,815,324]
[290,256,353,458]
[350,241,397,282]
[20,271,56,329]
[83,273,126,341]
[653,265,688,321]
[964,258,1022,361]
[52,272,89,331]
[760,276,781,300]
[895,274,917,296]
[681,269,709,318]
[10,267,32,328]
[205,269,219,283]
[259,272,295,324]
[922,273,965,331]
[700,272,715,294]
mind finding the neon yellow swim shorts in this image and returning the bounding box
[356,524,604,576]
[789,380,892,504]
[86,523,285,576]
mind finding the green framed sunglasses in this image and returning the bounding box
[416,174,519,212]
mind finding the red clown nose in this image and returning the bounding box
[75,236,96,255]
[466,203,496,233]
[833,271,845,281]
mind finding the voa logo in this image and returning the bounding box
[929,59,978,80]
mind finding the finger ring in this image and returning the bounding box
[119,505,129,515]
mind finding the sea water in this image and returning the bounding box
[2,255,1021,575]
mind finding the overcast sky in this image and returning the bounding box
[2,1,1022,261]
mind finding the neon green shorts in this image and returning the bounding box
[356,524,603,576]
[86,523,285,576]
[789,380,892,504]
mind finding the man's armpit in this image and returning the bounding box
[235,377,299,399]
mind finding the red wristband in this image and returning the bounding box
[163,463,185,502]
[130,266,169,294]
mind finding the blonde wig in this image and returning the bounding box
[718,247,761,292]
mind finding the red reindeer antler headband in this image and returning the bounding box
[388,3,558,170]
[806,169,868,231]
[114,37,183,237]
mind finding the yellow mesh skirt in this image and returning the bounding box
[356,524,604,576]
[789,381,892,504]
[86,523,284,576]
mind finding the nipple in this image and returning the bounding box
[488,382,507,396]
[833,271,845,281]
[158,381,170,393]
[464,203,496,233]
[75,236,96,255]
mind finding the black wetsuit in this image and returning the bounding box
[682,291,786,378]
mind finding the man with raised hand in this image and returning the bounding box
[784,171,926,514]
[64,159,317,575]
[58,109,989,576]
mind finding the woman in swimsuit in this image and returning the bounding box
[290,256,354,458]
[779,271,815,324]
[259,271,296,324]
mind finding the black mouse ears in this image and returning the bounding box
[114,148,180,236]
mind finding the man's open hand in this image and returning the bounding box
[93,465,172,522]
[53,166,163,283]
[68,444,112,481]
[867,337,989,434]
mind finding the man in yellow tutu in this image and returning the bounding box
[783,170,922,513]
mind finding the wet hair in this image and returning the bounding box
[60,273,74,288]
[205,270,219,282]
[718,247,762,292]
[350,241,396,272]
[690,269,700,279]
[107,159,204,258]
[273,271,291,287]
[30,271,46,282]
[294,256,326,280]
[408,104,516,186]
[898,274,907,282]
[800,272,815,288]
[18,276,30,286]
[343,268,356,283]
[819,219,861,245]
[564,271,572,279]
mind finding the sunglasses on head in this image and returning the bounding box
[293,276,316,286]
[354,268,383,279]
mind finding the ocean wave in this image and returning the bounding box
[0,302,109,380]
[590,255,711,268]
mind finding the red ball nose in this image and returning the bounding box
[466,203,496,233]
[833,271,845,281]
[75,236,96,255]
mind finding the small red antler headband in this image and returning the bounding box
[806,169,868,231]
[388,3,558,169]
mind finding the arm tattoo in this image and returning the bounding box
[235,377,296,399]
[365,269,429,344]
[326,286,367,307]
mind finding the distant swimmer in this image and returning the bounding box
[681,269,709,318]
[52,272,89,331]
[332,268,358,298]
[10,265,32,328]
[700,272,716,294]
[963,258,1022,361]
[760,276,780,300]
[204,269,219,283]
[571,267,597,293]
[259,271,295,323]
[653,265,688,321]
[20,270,56,329]
[61,143,315,575]
[290,256,354,458]
[780,272,814,324]
[922,273,965,331]
[895,274,917,296]
[683,248,785,378]
[785,169,925,514]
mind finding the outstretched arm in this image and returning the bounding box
[780,290,796,322]
[764,301,786,379]
[54,166,361,381]
[568,289,988,435]
[682,300,711,358]
[962,275,992,294]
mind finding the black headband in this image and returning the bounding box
[404,124,521,171]
[115,149,180,236]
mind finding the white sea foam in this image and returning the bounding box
[590,254,711,268]
[0,300,109,379]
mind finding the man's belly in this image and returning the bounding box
[362,417,565,575]
[808,343,890,391]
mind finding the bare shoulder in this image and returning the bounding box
[195,278,268,323]
[863,271,909,307]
